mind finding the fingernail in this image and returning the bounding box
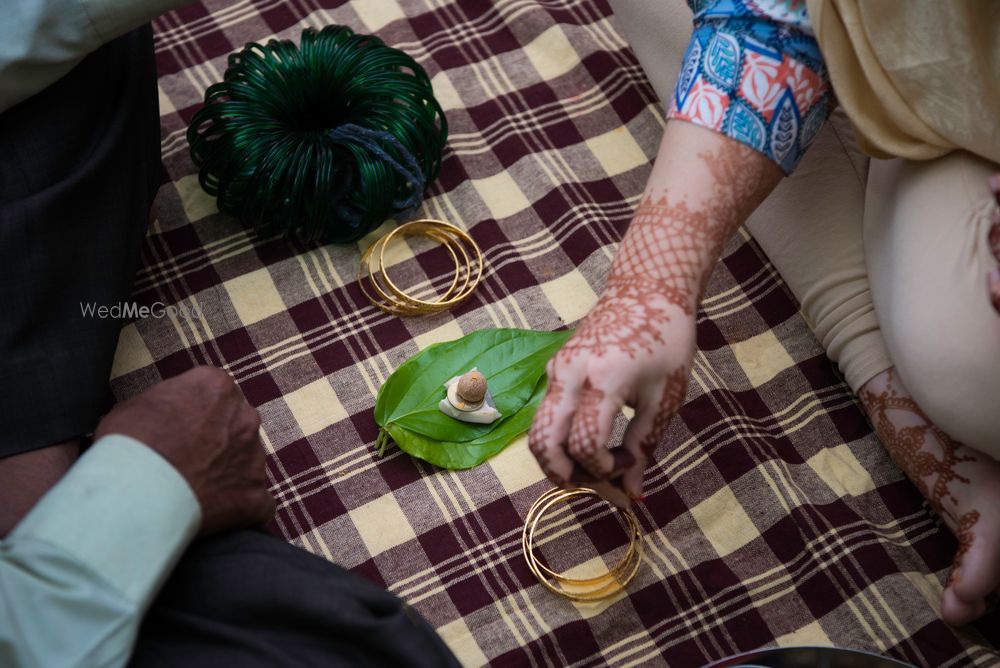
[626,484,643,502]
[989,173,1000,200]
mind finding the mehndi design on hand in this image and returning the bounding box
[558,276,673,360]
[529,132,783,506]
[529,378,569,486]
[637,367,689,459]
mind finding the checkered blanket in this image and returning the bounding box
[109,0,1000,665]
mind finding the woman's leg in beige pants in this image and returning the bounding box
[744,110,1000,626]
[862,153,1000,626]
[744,109,891,392]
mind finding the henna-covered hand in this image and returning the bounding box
[529,124,783,508]
[528,276,696,508]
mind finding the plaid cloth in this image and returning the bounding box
[109,0,1000,665]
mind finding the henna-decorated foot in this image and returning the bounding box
[941,502,1000,626]
[859,368,1000,626]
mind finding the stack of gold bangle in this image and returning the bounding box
[358,219,483,316]
[522,487,643,601]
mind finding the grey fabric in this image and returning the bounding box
[130,530,461,668]
[0,26,161,456]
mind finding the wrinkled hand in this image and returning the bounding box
[95,366,274,536]
[528,275,694,508]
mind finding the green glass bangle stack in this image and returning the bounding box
[187,25,448,243]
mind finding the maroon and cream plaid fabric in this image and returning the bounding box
[109,0,1000,665]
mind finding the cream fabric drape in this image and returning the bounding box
[806,0,1000,163]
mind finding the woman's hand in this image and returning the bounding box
[529,274,695,508]
[527,122,784,508]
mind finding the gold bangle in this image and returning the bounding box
[359,228,464,315]
[378,220,483,307]
[358,219,483,316]
[522,487,643,601]
[379,223,483,308]
[523,489,643,601]
[378,228,472,306]
[527,490,641,588]
[525,489,639,586]
[359,228,466,314]
[359,228,462,313]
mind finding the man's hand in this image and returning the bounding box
[95,366,274,536]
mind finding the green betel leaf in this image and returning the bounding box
[374,328,572,443]
[381,373,549,469]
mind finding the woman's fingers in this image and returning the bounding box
[530,335,691,500]
[619,395,661,500]
[620,367,689,499]
[566,382,620,479]
[528,376,578,486]
[568,449,636,483]
[530,357,637,489]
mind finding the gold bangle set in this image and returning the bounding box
[358,219,483,316]
[522,487,643,601]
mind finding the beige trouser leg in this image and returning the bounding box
[609,0,893,392]
[864,154,1000,458]
[745,110,892,392]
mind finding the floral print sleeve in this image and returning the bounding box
[669,0,832,174]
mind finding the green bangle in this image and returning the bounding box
[187,25,448,244]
